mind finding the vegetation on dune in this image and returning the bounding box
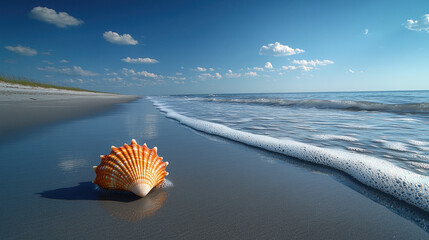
[0,75,102,93]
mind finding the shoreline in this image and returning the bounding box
[0,82,140,137]
[150,98,429,212]
[0,98,428,239]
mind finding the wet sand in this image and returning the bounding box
[0,82,139,138]
[0,98,428,239]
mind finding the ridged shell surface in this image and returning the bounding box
[93,139,169,197]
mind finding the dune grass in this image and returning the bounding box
[0,75,103,93]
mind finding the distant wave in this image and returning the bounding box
[185,97,429,114]
[149,97,429,212]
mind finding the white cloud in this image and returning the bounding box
[364,29,369,35]
[121,57,158,63]
[197,73,212,80]
[5,45,37,56]
[279,60,333,72]
[226,69,241,78]
[349,69,355,74]
[29,6,83,28]
[299,66,313,71]
[197,72,222,80]
[167,76,186,80]
[404,14,429,32]
[104,76,124,82]
[282,65,297,70]
[37,66,98,76]
[292,59,334,66]
[73,66,98,76]
[121,68,158,78]
[43,60,54,65]
[209,68,214,71]
[244,71,258,77]
[69,78,84,84]
[196,67,207,72]
[121,68,137,76]
[253,67,264,71]
[264,61,273,69]
[60,59,68,63]
[176,72,183,75]
[103,31,138,45]
[140,71,158,78]
[105,71,118,76]
[259,42,304,56]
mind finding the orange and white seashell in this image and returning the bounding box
[93,139,169,197]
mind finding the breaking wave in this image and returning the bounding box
[149,97,429,212]
[185,97,429,114]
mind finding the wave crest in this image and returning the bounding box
[186,97,429,114]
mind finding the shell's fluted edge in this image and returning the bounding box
[93,140,169,197]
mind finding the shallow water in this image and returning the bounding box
[150,91,429,174]
[1,98,429,239]
[149,91,429,213]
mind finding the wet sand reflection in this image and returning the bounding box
[98,190,167,222]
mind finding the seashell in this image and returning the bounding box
[93,139,169,197]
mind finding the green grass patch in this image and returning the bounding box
[0,75,104,93]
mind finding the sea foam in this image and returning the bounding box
[313,134,358,142]
[149,97,429,212]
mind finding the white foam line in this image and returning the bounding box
[148,97,429,212]
[313,134,358,142]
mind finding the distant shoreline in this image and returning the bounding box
[0,82,140,137]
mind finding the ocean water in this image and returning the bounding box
[149,91,429,211]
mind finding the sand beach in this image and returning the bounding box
[0,88,428,239]
[0,82,139,139]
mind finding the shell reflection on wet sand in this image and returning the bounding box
[98,190,167,222]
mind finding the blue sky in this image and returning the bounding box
[1,0,429,95]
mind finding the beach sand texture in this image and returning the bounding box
[0,94,428,239]
[0,82,139,138]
